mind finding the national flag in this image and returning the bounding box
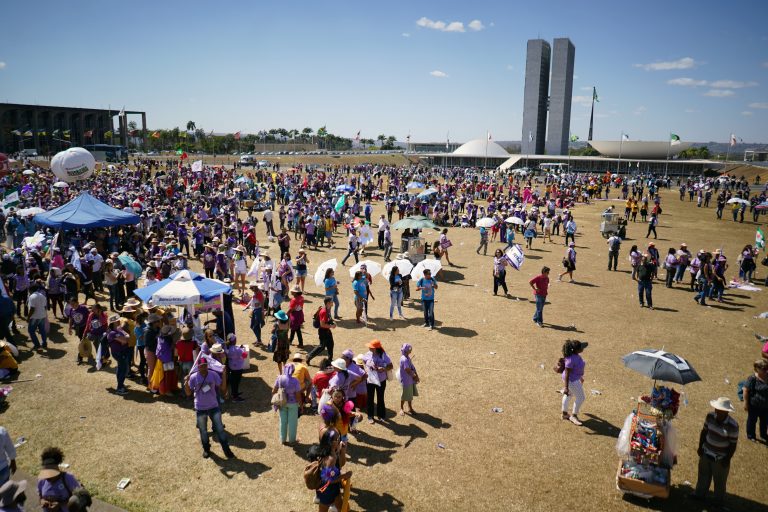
[181,152,188,160]
[622,133,629,141]
[334,194,346,212]
[670,133,681,146]
[119,106,125,117]
[355,131,360,141]
[11,130,21,136]
[570,134,579,142]
[104,130,113,139]
[2,188,20,209]
[84,130,93,138]
[592,87,599,103]
[23,130,33,137]
[234,131,241,140]
[487,131,492,141]
[757,227,765,251]
[63,130,71,139]
[152,131,161,139]
[176,149,183,155]
[730,134,737,146]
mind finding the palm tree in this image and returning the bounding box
[302,127,313,142]
[377,134,386,146]
[186,120,196,132]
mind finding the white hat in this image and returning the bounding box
[709,397,735,412]
[331,358,347,372]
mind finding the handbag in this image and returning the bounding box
[271,378,287,408]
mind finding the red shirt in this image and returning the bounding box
[176,339,195,362]
[312,370,334,396]
[318,307,331,328]
[529,274,549,297]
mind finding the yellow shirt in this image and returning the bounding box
[293,363,311,391]
[0,347,18,370]
[121,319,137,347]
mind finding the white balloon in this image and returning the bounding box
[51,147,95,182]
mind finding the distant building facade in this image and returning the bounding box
[546,38,575,156]
[521,39,550,155]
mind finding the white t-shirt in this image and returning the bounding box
[28,291,48,320]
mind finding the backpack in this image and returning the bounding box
[737,376,755,402]
[553,357,565,374]
[312,307,323,329]
[303,459,323,490]
[609,237,621,251]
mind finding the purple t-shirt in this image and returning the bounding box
[562,354,585,382]
[68,305,89,330]
[189,370,221,411]
[226,345,245,371]
[364,351,392,383]
[399,355,416,387]
[156,336,174,363]
[348,362,367,396]
[274,374,301,404]
[107,328,129,355]
[38,472,80,511]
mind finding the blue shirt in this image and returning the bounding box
[353,278,367,300]
[417,277,436,300]
[323,277,337,296]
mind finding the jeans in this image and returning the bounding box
[476,240,488,255]
[608,251,618,270]
[422,299,435,327]
[341,248,359,265]
[289,328,303,347]
[0,465,9,486]
[533,295,546,324]
[746,406,768,440]
[389,289,403,318]
[637,281,653,307]
[383,242,393,261]
[665,268,676,287]
[228,368,243,398]
[196,407,230,450]
[331,294,340,318]
[114,350,129,390]
[278,402,299,442]
[493,273,508,295]
[366,381,387,419]
[565,232,575,245]
[646,226,657,238]
[250,308,264,343]
[694,281,710,304]
[694,455,730,504]
[28,317,47,348]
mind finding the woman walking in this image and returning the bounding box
[438,228,453,265]
[743,360,768,442]
[295,249,310,291]
[558,242,577,283]
[561,339,588,426]
[323,268,341,319]
[272,310,290,374]
[629,245,642,281]
[306,429,351,512]
[272,363,302,445]
[523,218,537,250]
[399,343,419,416]
[364,339,393,424]
[388,265,405,320]
[492,249,509,296]
[288,286,305,348]
[664,248,679,288]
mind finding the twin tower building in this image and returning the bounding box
[521,38,575,156]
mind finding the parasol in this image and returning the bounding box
[621,349,702,385]
[348,260,382,278]
[382,260,414,281]
[314,258,338,287]
[410,259,443,281]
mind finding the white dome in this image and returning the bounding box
[453,139,510,157]
[588,140,692,159]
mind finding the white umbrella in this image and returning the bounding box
[505,216,524,225]
[382,259,413,281]
[348,260,382,278]
[22,169,35,176]
[476,217,497,228]
[314,258,338,287]
[410,259,443,281]
[53,181,69,188]
[17,207,45,217]
[359,225,374,245]
[726,198,749,205]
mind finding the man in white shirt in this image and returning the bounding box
[27,284,48,350]
[0,426,16,485]
[377,215,389,249]
[341,232,360,266]
[87,247,104,292]
[263,210,275,237]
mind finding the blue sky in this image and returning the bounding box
[1,0,767,143]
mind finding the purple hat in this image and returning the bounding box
[320,404,337,423]
[283,363,295,376]
[341,349,354,360]
[401,343,413,355]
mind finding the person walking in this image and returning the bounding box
[694,252,713,306]
[340,230,360,266]
[388,265,405,320]
[675,243,692,283]
[628,245,642,280]
[646,213,658,239]
[184,357,235,459]
[306,297,336,365]
[492,249,509,296]
[663,248,679,288]
[476,227,489,256]
[558,242,577,283]
[382,225,393,262]
[606,234,621,271]
[636,253,655,309]
[26,283,48,351]
[272,363,302,445]
[529,266,550,328]
[399,343,419,416]
[364,340,393,424]
[688,397,738,509]
[438,229,454,265]
[416,268,437,330]
[564,217,577,246]
[323,268,341,319]
[288,286,305,348]
[742,360,768,442]
[560,339,588,426]
[106,314,131,395]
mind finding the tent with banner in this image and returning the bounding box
[133,270,231,306]
[32,192,140,230]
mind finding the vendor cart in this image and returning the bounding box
[600,212,626,238]
[401,236,426,264]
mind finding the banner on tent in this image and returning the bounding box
[196,295,222,312]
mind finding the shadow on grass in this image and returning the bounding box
[379,419,427,448]
[623,481,768,512]
[544,324,584,333]
[651,307,678,313]
[349,488,405,512]
[227,432,266,451]
[582,413,620,438]
[435,326,478,338]
[571,281,599,288]
[212,451,271,479]
[351,429,401,448]
[348,444,398,466]
[412,411,451,430]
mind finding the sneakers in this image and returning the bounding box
[115,388,128,396]
[569,415,583,426]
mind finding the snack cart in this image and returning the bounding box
[600,212,626,239]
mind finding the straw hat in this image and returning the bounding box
[353,354,365,365]
[290,286,302,295]
[160,325,177,336]
[108,314,121,325]
[125,298,141,308]
[0,480,27,507]
[38,458,61,480]
[119,306,135,314]
[292,352,305,361]
[709,397,735,412]
[210,343,224,354]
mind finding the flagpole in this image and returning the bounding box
[665,130,671,177]
[588,87,595,141]
[725,134,731,174]
[485,131,488,170]
[618,131,624,175]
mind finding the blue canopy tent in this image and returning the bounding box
[33,192,140,230]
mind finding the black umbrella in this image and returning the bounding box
[621,349,702,385]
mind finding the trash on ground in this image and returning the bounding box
[491,407,503,413]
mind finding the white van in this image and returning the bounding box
[239,154,255,165]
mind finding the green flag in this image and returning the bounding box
[670,133,681,146]
[570,134,579,142]
[2,188,20,209]
[592,87,599,103]
[757,227,765,251]
[176,149,183,155]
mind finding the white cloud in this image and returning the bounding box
[468,20,485,31]
[430,70,448,78]
[634,57,696,71]
[709,80,758,89]
[749,102,768,109]
[416,17,465,32]
[741,111,753,116]
[572,95,592,106]
[0,62,6,70]
[402,32,410,38]
[506,64,514,71]
[580,86,593,91]
[703,89,734,97]
[633,106,647,115]
[667,77,708,87]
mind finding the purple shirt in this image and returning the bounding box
[156,335,174,363]
[562,354,585,382]
[107,327,129,355]
[330,369,356,399]
[226,345,245,371]
[364,351,392,382]
[348,362,367,396]
[399,355,416,386]
[38,473,80,511]
[189,370,221,411]
[274,374,301,404]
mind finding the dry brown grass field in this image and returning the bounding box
[2,181,767,512]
